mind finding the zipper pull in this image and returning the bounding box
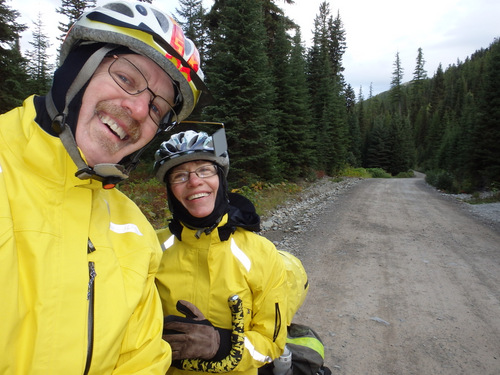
[87,239,96,254]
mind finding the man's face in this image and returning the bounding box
[76,53,175,167]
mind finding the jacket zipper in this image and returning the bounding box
[273,302,282,342]
[84,240,96,375]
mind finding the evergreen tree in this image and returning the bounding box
[25,13,54,95]
[270,20,314,180]
[204,0,280,185]
[365,117,391,170]
[412,47,427,83]
[328,10,346,77]
[387,113,415,174]
[456,92,479,189]
[409,47,428,123]
[473,39,500,187]
[175,0,208,121]
[345,84,361,166]
[356,86,370,161]
[260,0,296,53]
[287,29,316,177]
[390,51,404,115]
[423,64,445,169]
[307,1,348,174]
[175,0,207,64]
[56,0,96,55]
[0,0,29,113]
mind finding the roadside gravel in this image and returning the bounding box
[261,176,500,251]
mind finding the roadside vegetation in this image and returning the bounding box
[119,166,424,230]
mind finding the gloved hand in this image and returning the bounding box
[163,300,220,360]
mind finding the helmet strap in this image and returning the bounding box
[47,44,130,189]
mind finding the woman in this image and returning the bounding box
[154,129,288,375]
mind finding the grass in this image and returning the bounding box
[465,191,500,205]
[118,166,172,230]
[231,181,305,217]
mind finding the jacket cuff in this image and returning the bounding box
[212,327,233,361]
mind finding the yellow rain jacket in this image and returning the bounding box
[156,212,288,375]
[0,97,170,374]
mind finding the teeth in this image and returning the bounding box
[188,193,209,201]
[100,114,127,140]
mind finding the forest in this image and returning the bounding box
[1,0,499,193]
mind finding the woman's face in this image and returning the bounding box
[169,161,220,218]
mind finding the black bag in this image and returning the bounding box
[286,323,331,375]
[259,323,331,375]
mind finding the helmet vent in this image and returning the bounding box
[152,8,170,34]
[103,2,134,17]
[185,39,193,57]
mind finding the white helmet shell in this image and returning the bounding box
[61,0,209,121]
[154,130,230,182]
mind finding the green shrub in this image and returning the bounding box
[425,169,458,193]
[395,170,415,178]
[339,166,371,178]
[367,168,392,178]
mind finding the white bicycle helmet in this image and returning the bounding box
[154,130,230,183]
[59,0,210,121]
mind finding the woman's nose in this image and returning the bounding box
[186,171,203,185]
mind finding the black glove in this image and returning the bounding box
[163,300,220,360]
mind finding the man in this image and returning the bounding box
[0,1,210,373]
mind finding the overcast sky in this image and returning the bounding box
[14,0,500,96]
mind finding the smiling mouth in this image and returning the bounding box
[99,113,128,140]
[188,192,210,201]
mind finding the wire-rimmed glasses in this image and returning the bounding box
[108,55,177,128]
[168,164,218,184]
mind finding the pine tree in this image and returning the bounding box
[412,47,427,82]
[473,39,500,187]
[356,86,369,160]
[328,10,346,77]
[307,1,349,174]
[390,51,404,115]
[175,0,209,121]
[387,113,415,175]
[204,0,280,185]
[365,118,391,170]
[422,64,445,169]
[25,13,54,95]
[259,0,296,53]
[0,0,29,113]
[56,0,96,55]
[345,84,361,166]
[275,26,315,179]
[175,0,207,64]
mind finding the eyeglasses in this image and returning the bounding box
[168,164,218,184]
[108,55,177,128]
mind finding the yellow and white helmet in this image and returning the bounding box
[60,0,210,122]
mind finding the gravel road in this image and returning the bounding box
[262,174,500,375]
